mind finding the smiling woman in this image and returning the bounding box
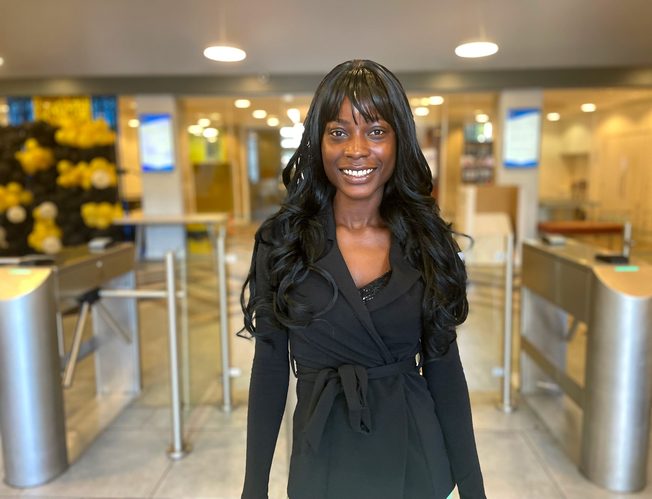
[239,60,486,499]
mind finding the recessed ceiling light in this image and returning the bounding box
[203,45,246,62]
[581,103,596,113]
[475,113,490,123]
[252,109,267,119]
[280,126,297,138]
[234,99,251,109]
[267,116,280,127]
[455,41,499,58]
[197,118,211,127]
[281,138,301,149]
[287,108,301,124]
[128,119,140,128]
[187,125,203,135]
[429,96,444,106]
[546,112,561,122]
[414,107,430,117]
[202,127,219,139]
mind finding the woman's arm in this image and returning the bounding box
[423,340,486,499]
[241,331,289,498]
[241,240,290,499]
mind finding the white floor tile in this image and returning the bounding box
[475,430,565,498]
[525,429,652,498]
[21,429,170,498]
[152,430,246,499]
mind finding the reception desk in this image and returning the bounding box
[520,239,652,492]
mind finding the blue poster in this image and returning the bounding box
[503,108,541,168]
[91,95,117,130]
[7,97,34,125]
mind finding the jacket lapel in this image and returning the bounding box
[365,237,422,312]
[313,207,419,364]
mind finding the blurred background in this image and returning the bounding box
[2,1,652,498]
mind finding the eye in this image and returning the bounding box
[369,128,385,136]
[328,129,347,138]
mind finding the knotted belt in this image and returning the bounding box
[297,357,417,453]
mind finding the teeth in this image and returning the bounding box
[342,168,373,177]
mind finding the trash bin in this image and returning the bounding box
[0,267,68,487]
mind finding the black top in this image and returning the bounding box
[242,211,486,499]
[358,270,392,303]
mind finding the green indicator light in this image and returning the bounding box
[615,266,639,272]
[9,268,32,276]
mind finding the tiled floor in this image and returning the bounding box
[2,227,652,498]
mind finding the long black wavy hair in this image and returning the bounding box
[240,59,468,356]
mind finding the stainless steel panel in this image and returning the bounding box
[93,270,141,395]
[520,288,569,394]
[580,267,652,492]
[56,244,135,299]
[522,241,592,322]
[0,268,68,487]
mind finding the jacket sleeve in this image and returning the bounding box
[423,340,486,499]
[241,240,290,499]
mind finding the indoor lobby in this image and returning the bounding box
[2,2,652,498]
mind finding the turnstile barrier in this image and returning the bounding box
[0,267,68,487]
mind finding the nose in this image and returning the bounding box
[344,132,369,158]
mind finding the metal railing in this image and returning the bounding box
[96,252,190,459]
[499,233,516,413]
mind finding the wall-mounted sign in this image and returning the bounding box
[503,108,541,168]
[8,96,117,129]
[139,113,174,172]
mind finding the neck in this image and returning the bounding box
[332,192,384,230]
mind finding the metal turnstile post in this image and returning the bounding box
[0,268,69,487]
[580,269,652,492]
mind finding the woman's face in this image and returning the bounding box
[321,97,396,204]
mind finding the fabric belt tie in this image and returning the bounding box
[298,357,417,453]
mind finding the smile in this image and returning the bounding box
[341,168,375,177]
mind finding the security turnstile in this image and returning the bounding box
[520,239,652,492]
[0,267,68,487]
[0,243,140,488]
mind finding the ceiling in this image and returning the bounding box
[1,0,652,79]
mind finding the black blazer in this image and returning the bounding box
[242,207,486,499]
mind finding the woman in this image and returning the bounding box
[240,60,486,499]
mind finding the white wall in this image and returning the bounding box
[494,89,544,252]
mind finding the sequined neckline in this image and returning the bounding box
[358,270,392,303]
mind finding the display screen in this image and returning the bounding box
[615,265,639,272]
[503,108,541,168]
[139,113,175,172]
